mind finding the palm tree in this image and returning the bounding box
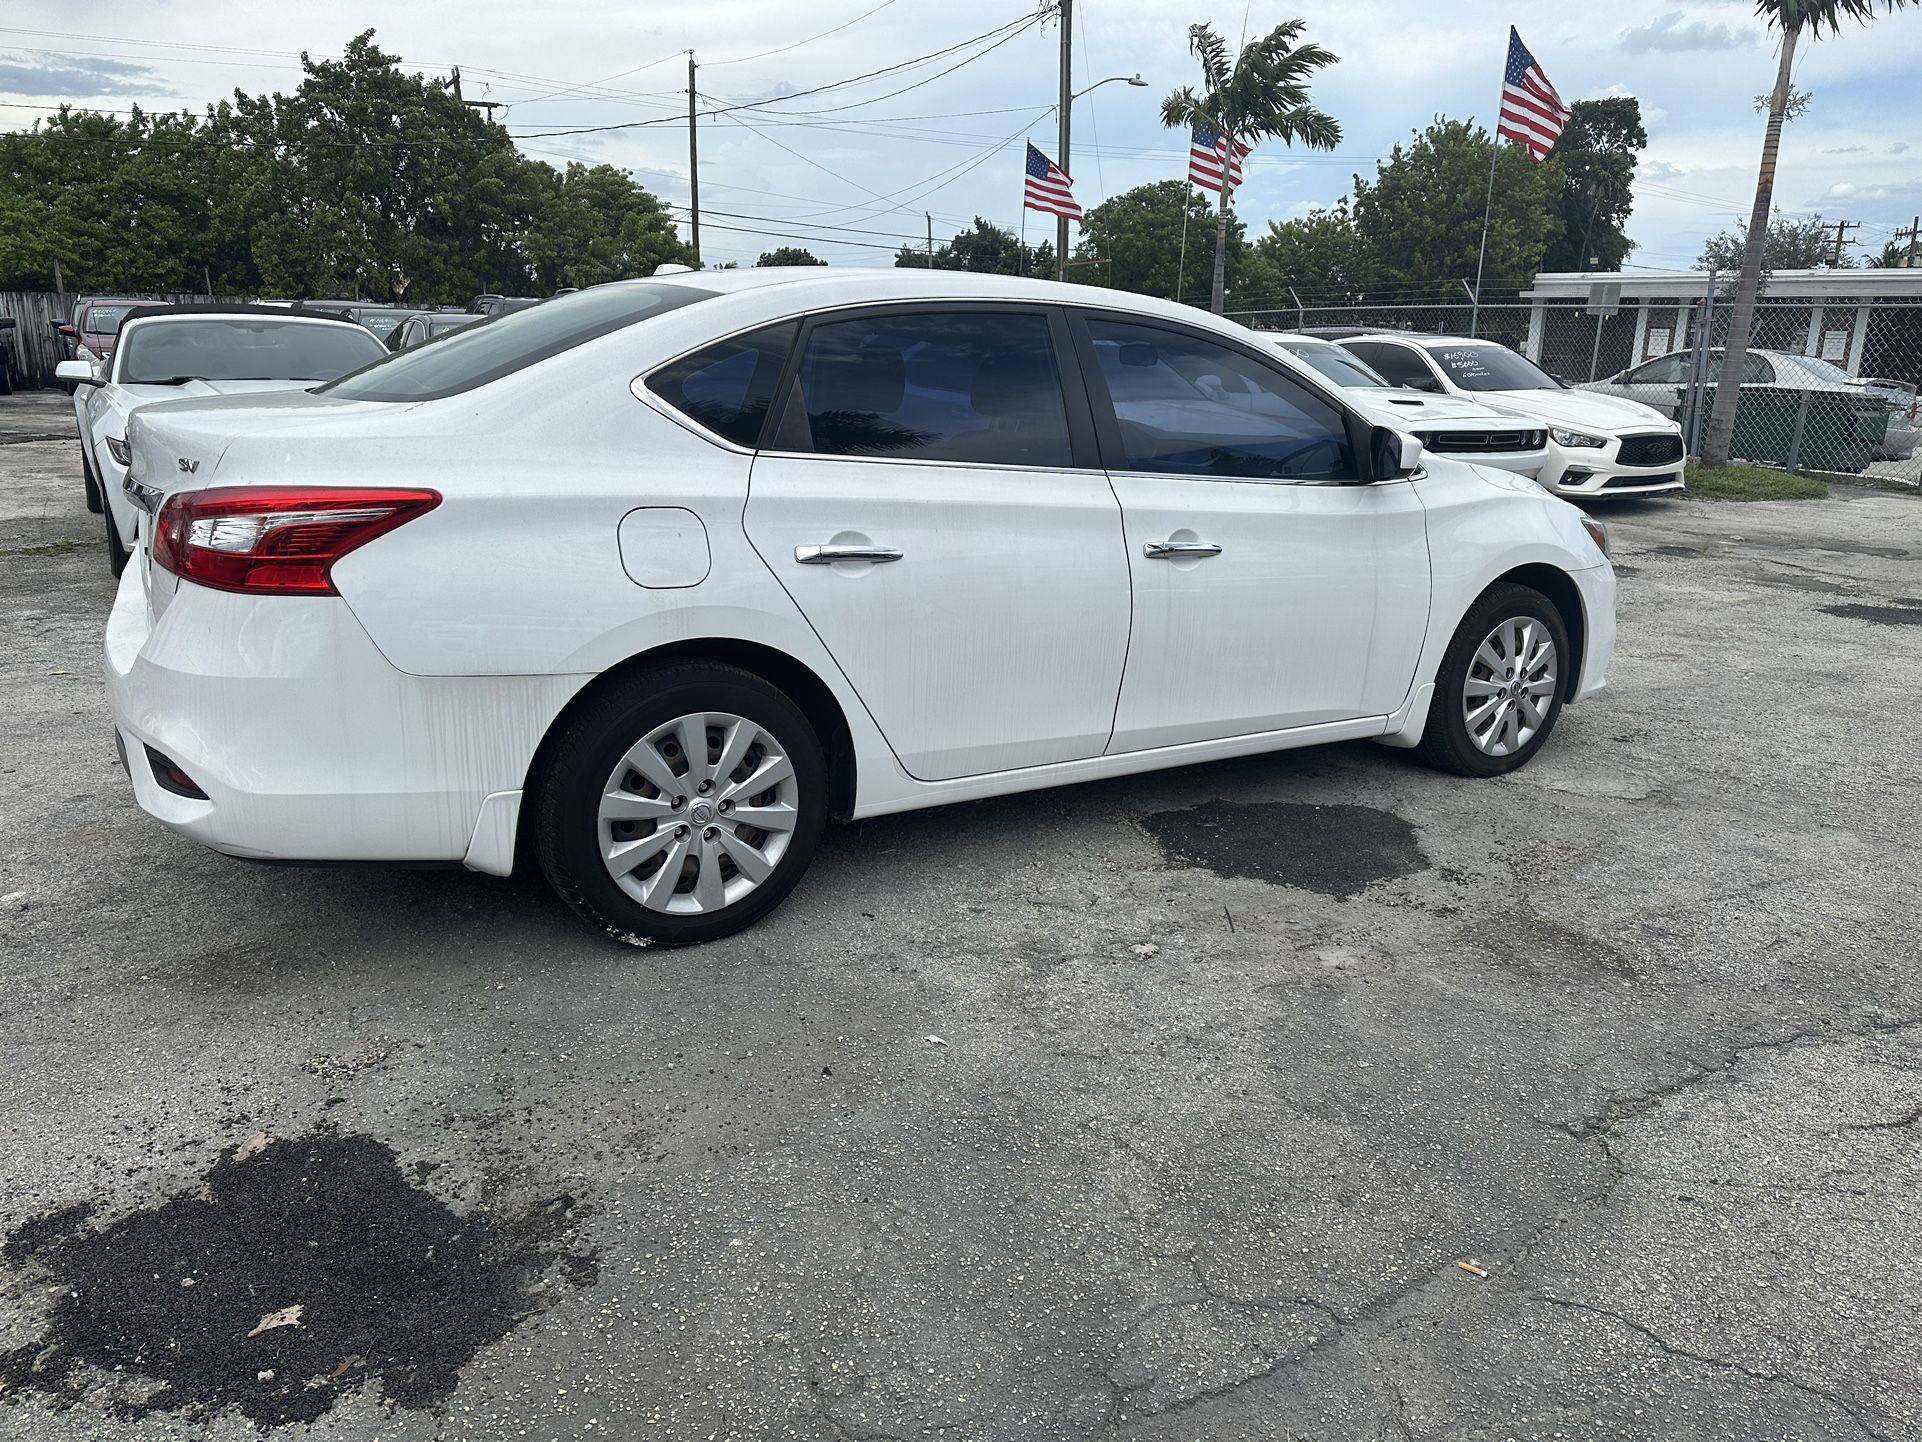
[1160,21,1339,314]
[1701,0,1916,466]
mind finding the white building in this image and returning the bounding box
[1521,268,1922,385]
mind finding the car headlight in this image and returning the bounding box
[105,435,132,466]
[1550,428,1607,448]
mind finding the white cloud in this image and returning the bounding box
[1620,12,1755,54]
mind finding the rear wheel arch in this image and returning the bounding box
[1484,564,1585,701]
[517,639,858,869]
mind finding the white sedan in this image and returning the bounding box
[107,271,1616,945]
[1333,333,1687,498]
[1269,334,1548,476]
[58,305,389,575]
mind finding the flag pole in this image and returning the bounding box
[1471,121,1499,339]
[1176,206,1191,304]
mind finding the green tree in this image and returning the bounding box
[1159,20,1340,313]
[1700,209,1851,270]
[892,218,1052,276]
[1350,118,1565,296]
[1703,0,1918,468]
[1542,97,1647,272]
[1239,201,1367,307]
[756,247,827,266]
[523,162,690,290]
[1073,181,1244,301]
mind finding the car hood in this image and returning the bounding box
[1341,389,1532,428]
[1467,387,1673,432]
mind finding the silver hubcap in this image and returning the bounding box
[1463,617,1558,757]
[597,711,798,914]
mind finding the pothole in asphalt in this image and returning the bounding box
[1141,800,1426,898]
[1820,602,1922,627]
[0,1129,596,1431]
[1648,545,1705,558]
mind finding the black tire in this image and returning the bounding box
[82,449,104,514]
[1416,582,1570,778]
[103,495,131,577]
[533,662,828,946]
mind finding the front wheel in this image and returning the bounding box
[1416,584,1570,777]
[533,663,828,946]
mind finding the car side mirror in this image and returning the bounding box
[1409,376,1444,394]
[1367,425,1423,481]
[55,359,99,387]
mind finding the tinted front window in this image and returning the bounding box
[648,323,797,447]
[1086,318,1356,481]
[320,283,711,402]
[1629,356,1687,385]
[1278,340,1387,388]
[1427,344,1559,391]
[118,319,386,384]
[1349,343,1440,389]
[777,311,1071,466]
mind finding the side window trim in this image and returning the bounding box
[1066,307,1367,485]
[758,301,1098,470]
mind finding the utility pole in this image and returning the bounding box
[686,52,701,267]
[1897,216,1922,268]
[1829,218,1859,267]
[451,65,462,102]
[926,213,934,267]
[1055,0,1072,283]
[450,66,504,118]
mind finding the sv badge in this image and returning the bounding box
[177,458,199,474]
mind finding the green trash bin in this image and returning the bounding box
[1707,385,1890,474]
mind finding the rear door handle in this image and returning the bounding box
[795,544,903,565]
[1143,540,1223,559]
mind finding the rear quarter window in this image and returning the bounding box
[319,283,713,402]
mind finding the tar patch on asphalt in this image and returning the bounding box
[0,1130,596,1431]
[1821,602,1922,627]
[1141,800,1426,899]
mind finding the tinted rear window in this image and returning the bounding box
[118,319,386,384]
[319,283,713,402]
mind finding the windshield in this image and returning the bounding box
[1425,343,1560,392]
[320,283,711,402]
[428,316,480,336]
[1276,340,1388,388]
[82,304,137,336]
[355,312,413,341]
[118,319,386,384]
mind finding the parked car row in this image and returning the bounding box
[1280,330,1689,499]
[96,269,1616,944]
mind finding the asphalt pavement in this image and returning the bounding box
[2,386,1919,1441]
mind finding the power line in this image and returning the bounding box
[509,9,1047,138]
[703,0,902,68]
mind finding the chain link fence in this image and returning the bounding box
[1231,291,1922,490]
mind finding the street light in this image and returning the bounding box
[1056,68,1148,282]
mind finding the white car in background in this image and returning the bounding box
[1269,333,1548,476]
[58,306,388,575]
[1333,332,1687,498]
[106,270,1614,946]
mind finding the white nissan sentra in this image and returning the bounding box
[108,270,1616,945]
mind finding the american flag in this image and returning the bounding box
[1023,143,1081,221]
[1188,122,1251,194]
[1496,27,1570,161]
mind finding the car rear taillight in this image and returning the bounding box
[150,486,441,596]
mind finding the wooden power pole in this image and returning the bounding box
[1055,0,1072,282]
[687,53,701,267]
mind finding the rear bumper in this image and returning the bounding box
[103,560,588,866]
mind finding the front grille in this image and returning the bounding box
[1616,432,1684,467]
[1605,470,1680,490]
[1414,429,1544,454]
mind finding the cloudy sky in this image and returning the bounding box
[3,0,1919,282]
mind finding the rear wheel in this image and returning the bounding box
[82,449,103,514]
[1416,583,1569,777]
[533,663,827,946]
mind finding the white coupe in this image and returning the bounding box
[107,271,1616,945]
[58,305,389,575]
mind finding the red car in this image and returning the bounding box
[53,295,150,366]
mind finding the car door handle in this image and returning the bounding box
[794,544,904,565]
[1143,540,1223,559]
